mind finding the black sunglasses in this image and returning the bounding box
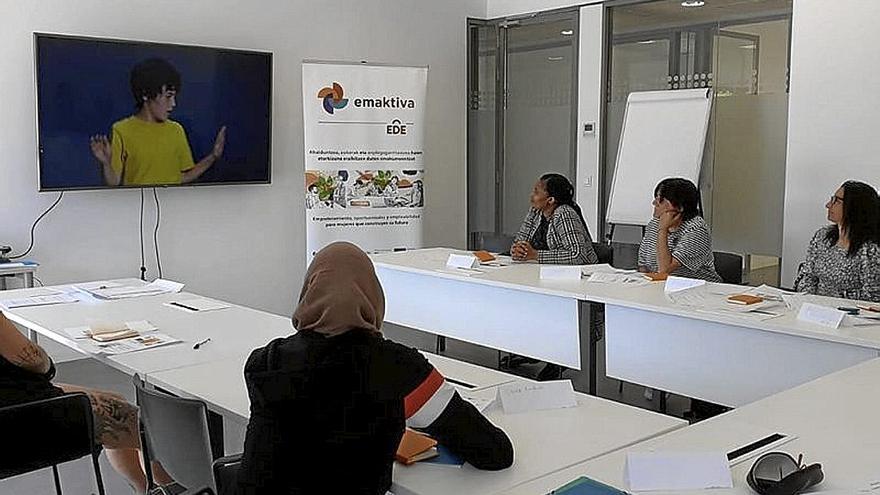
[747,452,824,495]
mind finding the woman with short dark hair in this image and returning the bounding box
[638,177,721,282]
[795,180,880,301]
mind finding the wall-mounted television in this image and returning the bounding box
[34,33,272,191]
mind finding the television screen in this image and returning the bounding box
[35,33,272,190]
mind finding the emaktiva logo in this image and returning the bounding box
[318,82,415,114]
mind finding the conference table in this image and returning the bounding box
[373,248,880,407]
[0,279,687,495]
[147,354,685,495]
[501,356,880,494]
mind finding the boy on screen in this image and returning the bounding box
[89,58,226,186]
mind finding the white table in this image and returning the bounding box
[373,248,880,406]
[0,281,294,376]
[502,357,880,494]
[391,387,686,495]
[146,351,522,420]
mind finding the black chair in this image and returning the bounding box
[134,375,240,495]
[592,242,614,265]
[714,251,744,285]
[0,393,105,495]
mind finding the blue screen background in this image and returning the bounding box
[36,35,272,190]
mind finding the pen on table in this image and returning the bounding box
[193,338,211,350]
[170,301,200,311]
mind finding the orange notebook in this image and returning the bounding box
[727,294,764,305]
[396,429,438,465]
[473,250,496,263]
[643,272,668,282]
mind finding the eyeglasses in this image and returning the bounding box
[829,195,844,205]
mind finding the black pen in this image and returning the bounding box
[193,338,211,350]
[170,301,200,311]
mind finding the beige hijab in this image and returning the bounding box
[292,242,385,337]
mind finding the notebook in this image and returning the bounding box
[548,476,628,495]
[395,430,438,465]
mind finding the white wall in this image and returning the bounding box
[488,0,602,19]
[0,0,484,323]
[782,0,880,284]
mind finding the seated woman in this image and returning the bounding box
[511,173,598,265]
[236,242,514,495]
[638,177,721,282]
[0,312,171,493]
[794,180,880,301]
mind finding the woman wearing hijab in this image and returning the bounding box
[236,242,514,495]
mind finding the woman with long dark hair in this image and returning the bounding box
[511,173,598,265]
[637,177,721,282]
[795,181,880,301]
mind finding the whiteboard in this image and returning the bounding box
[606,89,713,226]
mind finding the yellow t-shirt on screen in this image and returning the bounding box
[110,117,195,186]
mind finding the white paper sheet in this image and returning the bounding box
[79,332,180,355]
[798,302,846,328]
[164,298,232,312]
[624,452,733,492]
[1,293,79,309]
[498,380,577,414]
[664,276,707,293]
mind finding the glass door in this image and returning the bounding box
[467,11,579,249]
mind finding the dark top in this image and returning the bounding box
[236,331,513,495]
[0,353,61,409]
[531,216,550,251]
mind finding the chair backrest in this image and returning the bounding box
[469,231,515,255]
[134,375,216,493]
[592,242,614,265]
[714,251,744,285]
[0,393,98,479]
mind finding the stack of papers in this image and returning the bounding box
[665,285,786,321]
[78,279,184,300]
[585,272,650,286]
[63,320,180,355]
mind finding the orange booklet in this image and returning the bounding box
[395,429,438,465]
[727,294,764,305]
[473,250,496,263]
[642,272,668,282]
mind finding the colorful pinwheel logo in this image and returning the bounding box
[318,82,349,114]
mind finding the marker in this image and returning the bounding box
[193,338,211,350]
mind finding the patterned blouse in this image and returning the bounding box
[794,226,880,302]
[638,216,722,282]
[514,205,598,265]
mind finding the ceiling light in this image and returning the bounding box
[547,56,564,62]
[739,44,756,49]
[560,29,574,36]
[681,0,706,6]
[638,40,658,44]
